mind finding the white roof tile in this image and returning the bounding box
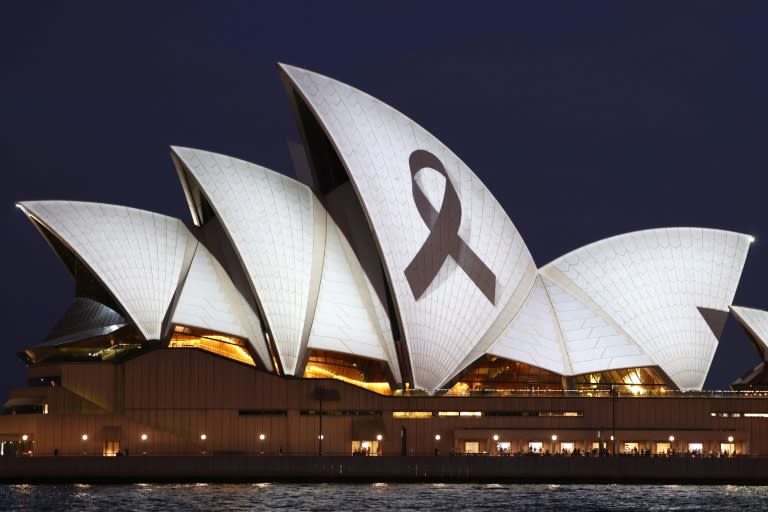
[19,201,197,341]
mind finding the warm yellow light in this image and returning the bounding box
[434,434,441,441]
[623,371,642,386]
[376,434,383,441]
[81,434,88,441]
[141,434,148,441]
[259,434,266,441]
[728,436,734,443]
[170,331,255,366]
[445,381,470,396]
[551,434,558,441]
[200,434,207,441]
[493,434,499,441]
[303,364,391,395]
[392,411,432,419]
[21,435,28,441]
[669,435,675,442]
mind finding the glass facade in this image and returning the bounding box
[303,349,391,395]
[169,326,255,366]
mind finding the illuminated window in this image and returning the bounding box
[446,355,563,395]
[303,350,391,395]
[392,411,432,419]
[464,442,480,454]
[170,326,255,366]
[623,442,640,453]
[24,325,144,364]
[484,410,583,417]
[574,367,670,395]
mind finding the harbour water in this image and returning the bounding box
[0,483,766,511]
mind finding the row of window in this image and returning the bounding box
[238,410,584,418]
[711,412,768,418]
[393,411,583,419]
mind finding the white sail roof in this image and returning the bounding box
[307,216,402,382]
[172,146,324,375]
[487,277,570,375]
[18,201,197,341]
[730,306,768,358]
[171,243,273,371]
[280,64,538,390]
[541,276,654,375]
[172,146,401,380]
[488,274,656,377]
[540,228,752,390]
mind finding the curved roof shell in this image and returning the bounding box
[18,201,197,341]
[280,64,538,391]
[171,242,273,371]
[38,297,127,348]
[15,65,756,393]
[730,306,768,359]
[172,147,400,380]
[306,215,402,382]
[539,228,751,390]
[172,147,324,375]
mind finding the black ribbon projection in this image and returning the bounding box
[404,149,496,305]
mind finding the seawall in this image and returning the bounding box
[1,455,767,484]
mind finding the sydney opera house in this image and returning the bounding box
[3,64,768,459]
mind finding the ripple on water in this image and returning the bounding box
[0,483,767,511]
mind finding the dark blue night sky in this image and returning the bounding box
[1,1,767,397]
